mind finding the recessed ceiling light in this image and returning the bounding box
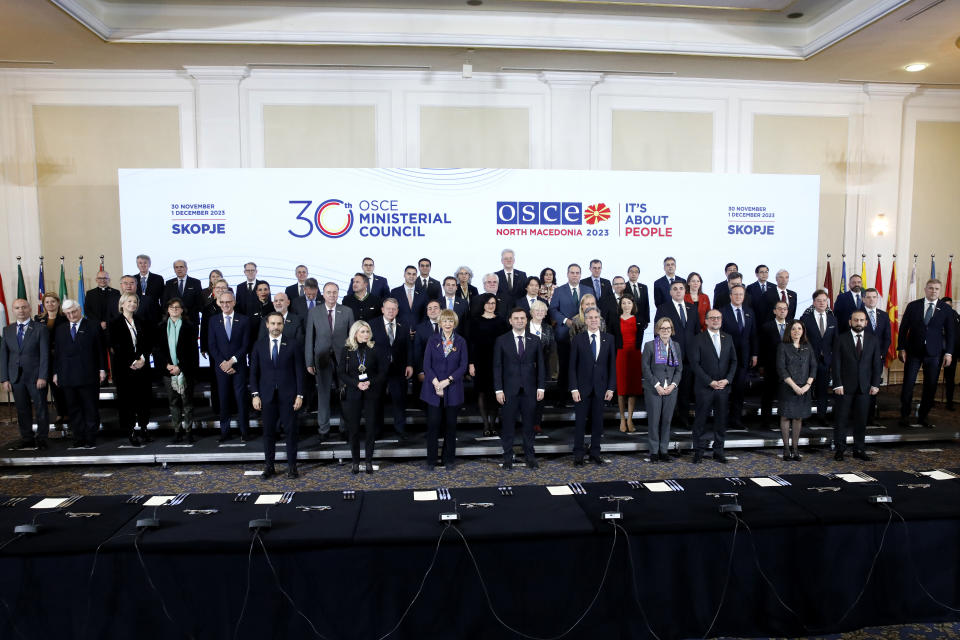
[904,62,929,72]
[466,0,482,5]
[787,12,803,19]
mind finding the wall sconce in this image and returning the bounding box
[871,213,889,237]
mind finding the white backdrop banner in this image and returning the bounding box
[119,168,820,310]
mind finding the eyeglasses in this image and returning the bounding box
[168,306,183,310]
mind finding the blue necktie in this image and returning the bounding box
[677,303,686,327]
[17,324,24,348]
[141,278,146,295]
[924,302,934,325]
[591,333,598,359]
[178,279,184,296]
[736,308,744,332]
[225,316,232,340]
[70,323,77,341]
[308,299,315,310]
[448,298,453,310]
[272,339,279,366]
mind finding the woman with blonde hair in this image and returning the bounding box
[642,317,682,462]
[108,292,153,446]
[339,320,386,473]
[422,309,468,469]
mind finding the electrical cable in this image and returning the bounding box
[700,514,739,640]
[832,506,893,627]
[133,529,196,640]
[232,530,259,640]
[0,534,28,640]
[255,531,329,639]
[80,532,139,640]
[613,522,662,640]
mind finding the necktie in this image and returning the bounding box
[572,287,579,303]
[778,323,784,338]
[761,283,766,293]
[422,277,427,290]
[669,277,674,285]
[591,333,598,360]
[530,297,536,308]
[71,323,77,341]
[433,322,439,334]
[328,308,334,331]
[677,303,687,327]
[855,333,863,358]
[517,334,525,357]
[632,284,639,299]
[448,298,453,310]
[17,323,24,348]
[855,293,861,309]
[594,279,600,294]
[869,309,876,330]
[387,321,395,345]
[308,299,315,310]
[712,332,721,356]
[407,288,413,307]
[507,272,512,289]
[224,316,232,340]
[300,285,304,297]
[736,308,744,332]
[178,279,184,296]
[272,338,279,365]
[924,302,934,325]
[818,313,825,336]
[141,278,146,294]
[781,290,786,303]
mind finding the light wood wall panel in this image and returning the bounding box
[611,110,713,172]
[263,105,376,168]
[420,106,529,168]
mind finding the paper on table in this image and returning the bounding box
[750,477,780,488]
[920,470,957,481]
[255,494,283,505]
[643,482,672,493]
[143,495,175,507]
[547,485,574,496]
[836,473,871,483]
[413,490,438,501]
[31,498,69,509]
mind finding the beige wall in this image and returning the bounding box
[753,114,849,289]
[611,110,713,171]
[910,120,960,301]
[263,105,376,168]
[33,105,181,296]
[420,106,529,168]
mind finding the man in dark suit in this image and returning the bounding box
[415,257,442,301]
[942,297,960,411]
[745,264,773,323]
[342,273,382,322]
[290,277,321,318]
[654,280,700,426]
[549,263,595,403]
[712,263,739,306]
[801,290,838,425]
[1,299,49,449]
[758,301,790,429]
[494,308,546,469]
[689,309,738,463]
[162,259,203,324]
[832,310,882,461]
[133,254,164,313]
[438,277,470,330]
[391,266,428,333]
[371,298,413,440]
[653,257,685,308]
[495,248,526,307]
[719,284,757,427]
[207,291,251,442]
[235,262,269,317]
[766,269,798,321]
[119,275,160,339]
[54,299,107,448]
[284,264,310,301]
[568,308,616,465]
[250,313,305,478]
[586,259,614,308]
[253,292,303,344]
[305,282,354,439]
[625,265,651,332]
[361,257,391,300]
[834,274,865,333]
[83,270,120,333]
[897,278,955,428]
[413,300,443,379]
[714,271,748,310]
[862,287,891,423]
[516,276,547,317]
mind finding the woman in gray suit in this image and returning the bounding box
[642,317,683,462]
[776,319,816,461]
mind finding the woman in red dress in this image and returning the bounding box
[684,272,711,331]
[615,294,645,433]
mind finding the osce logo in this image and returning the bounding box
[314,199,354,239]
[497,201,582,225]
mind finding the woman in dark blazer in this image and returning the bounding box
[154,297,200,443]
[528,300,554,432]
[776,319,816,461]
[641,317,683,462]
[339,320,386,473]
[421,309,468,469]
[108,292,153,446]
[35,292,69,425]
[454,266,479,303]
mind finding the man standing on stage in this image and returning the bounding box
[898,279,954,428]
[1,299,49,450]
[494,308,545,469]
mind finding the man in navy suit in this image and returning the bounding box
[624,265,651,332]
[834,274,865,333]
[1,299,49,449]
[495,248,526,308]
[290,277,321,319]
[415,258,442,301]
[250,313,305,478]
[472,273,510,319]
[758,301,790,429]
[689,309,738,463]
[438,277,469,330]
[371,298,413,440]
[719,284,757,427]
[942,297,960,411]
[133,254,164,312]
[494,308,546,469]
[765,269,798,320]
[714,271,748,310]
[162,259,203,324]
[362,257,391,300]
[54,299,107,448]
[516,276,548,316]
[745,264,773,323]
[568,308,616,465]
[284,264,310,300]
[391,266,428,335]
[898,278,955,428]
[653,257,685,308]
[549,263,594,403]
[712,263,739,306]
[207,291,251,442]
[654,281,700,426]
[413,300,443,380]
[586,259,613,307]
[235,262,269,317]
[802,290,838,425]
[832,310,882,461]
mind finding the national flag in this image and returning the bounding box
[886,259,898,366]
[99,255,105,271]
[583,203,611,225]
[77,261,87,314]
[839,260,847,295]
[823,259,834,309]
[0,272,8,327]
[946,257,953,301]
[37,261,46,316]
[861,256,867,287]
[909,259,918,300]
[874,258,883,299]
[58,261,68,302]
[931,256,937,280]
[16,263,26,299]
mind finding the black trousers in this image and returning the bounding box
[900,355,943,420]
[728,363,748,426]
[944,357,957,406]
[214,366,249,436]
[692,386,729,453]
[760,363,778,426]
[556,339,571,401]
[573,392,604,458]
[834,390,870,452]
[114,369,151,432]
[63,384,100,444]
[262,389,298,469]
[12,378,49,442]
[426,403,459,465]
[379,374,407,435]
[813,361,831,421]
[342,389,379,465]
[672,363,694,426]
[500,389,537,462]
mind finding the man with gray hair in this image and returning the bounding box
[163,259,203,323]
[766,268,797,320]
[472,272,508,318]
[53,299,107,448]
[1,298,50,449]
[496,248,526,307]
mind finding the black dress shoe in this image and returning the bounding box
[573,457,584,467]
[713,453,728,464]
[792,452,802,461]
[351,463,360,474]
[286,468,299,479]
[502,461,513,470]
[526,459,539,470]
[946,403,956,412]
[318,433,329,442]
[648,454,659,463]
[852,450,872,461]
[36,440,48,450]
[365,464,374,474]
[13,439,36,450]
[692,450,702,464]
[835,450,845,461]
[398,433,408,442]
[589,455,604,465]
[425,463,436,471]
[218,435,232,443]
[187,432,195,444]
[919,420,935,429]
[898,418,912,428]
[261,467,276,479]
[783,453,791,461]
[128,433,141,447]
[661,453,673,463]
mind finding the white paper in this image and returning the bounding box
[31,498,69,509]
[547,485,574,496]
[255,494,283,505]
[643,482,672,493]
[750,477,780,488]
[413,490,438,501]
[143,495,175,506]
[836,473,872,483]
[243,470,261,476]
[920,470,957,481]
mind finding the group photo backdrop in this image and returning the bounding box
[119,168,820,338]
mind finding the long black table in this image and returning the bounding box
[0,470,958,639]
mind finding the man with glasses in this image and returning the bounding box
[689,309,737,464]
[84,270,120,332]
[236,262,268,317]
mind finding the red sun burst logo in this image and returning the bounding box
[584,203,611,225]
